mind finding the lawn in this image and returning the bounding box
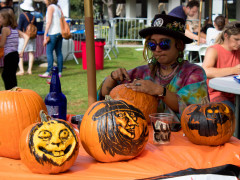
[0,47,145,115]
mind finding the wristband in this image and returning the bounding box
[110,71,117,81]
[158,86,167,97]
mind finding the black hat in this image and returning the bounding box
[139,14,193,44]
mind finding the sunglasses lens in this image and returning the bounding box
[159,39,171,50]
[235,23,240,28]
[147,42,157,51]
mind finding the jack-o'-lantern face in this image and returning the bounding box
[187,103,231,136]
[29,120,78,166]
[181,102,235,146]
[115,111,139,139]
[86,100,149,157]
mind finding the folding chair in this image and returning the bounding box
[198,46,208,63]
[104,22,118,60]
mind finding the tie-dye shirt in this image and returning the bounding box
[97,60,209,120]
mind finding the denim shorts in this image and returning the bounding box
[18,37,36,52]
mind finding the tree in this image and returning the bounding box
[70,0,84,19]
[102,0,114,19]
[70,0,104,19]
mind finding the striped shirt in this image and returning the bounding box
[4,27,19,56]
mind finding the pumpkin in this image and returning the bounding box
[0,87,47,159]
[19,111,79,174]
[181,102,235,146]
[80,99,149,162]
[110,84,158,124]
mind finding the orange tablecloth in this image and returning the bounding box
[0,116,240,179]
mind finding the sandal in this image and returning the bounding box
[16,71,24,76]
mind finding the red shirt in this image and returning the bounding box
[207,44,240,103]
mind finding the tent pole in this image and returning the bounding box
[225,0,229,24]
[84,0,97,107]
[197,0,203,45]
[209,0,212,23]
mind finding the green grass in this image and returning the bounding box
[0,47,145,115]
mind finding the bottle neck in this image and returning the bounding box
[50,72,62,93]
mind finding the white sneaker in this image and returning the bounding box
[38,72,50,78]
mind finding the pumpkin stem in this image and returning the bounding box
[105,95,113,100]
[40,110,52,122]
[10,87,21,91]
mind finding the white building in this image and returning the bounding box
[112,0,240,22]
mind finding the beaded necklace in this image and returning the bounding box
[157,62,180,86]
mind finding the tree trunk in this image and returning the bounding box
[102,0,114,19]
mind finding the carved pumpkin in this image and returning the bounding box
[181,102,235,146]
[110,84,158,124]
[20,111,79,174]
[0,87,47,159]
[80,99,149,162]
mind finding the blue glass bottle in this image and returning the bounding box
[45,67,67,120]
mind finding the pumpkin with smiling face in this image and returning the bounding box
[19,111,79,174]
[80,99,149,162]
[181,102,235,146]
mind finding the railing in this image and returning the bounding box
[64,17,209,61]
[112,17,149,43]
[68,17,150,43]
[65,17,151,61]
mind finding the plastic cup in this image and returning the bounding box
[149,113,174,145]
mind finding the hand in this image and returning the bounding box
[233,64,240,74]
[200,38,206,44]
[110,68,131,82]
[125,79,160,96]
[43,36,49,47]
[19,51,23,58]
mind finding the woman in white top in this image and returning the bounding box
[206,15,225,45]
[39,0,63,78]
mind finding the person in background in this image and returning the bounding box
[206,15,225,45]
[39,0,63,78]
[31,3,44,32]
[168,0,206,44]
[202,21,240,111]
[16,0,36,75]
[200,17,214,39]
[0,8,29,90]
[0,0,14,12]
[97,14,209,121]
[0,0,14,33]
[192,24,199,35]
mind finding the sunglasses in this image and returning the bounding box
[146,39,171,51]
[233,23,240,28]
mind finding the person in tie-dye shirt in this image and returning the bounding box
[97,14,209,121]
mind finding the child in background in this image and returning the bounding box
[192,24,199,36]
[0,8,29,90]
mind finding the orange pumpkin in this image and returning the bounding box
[181,102,235,146]
[80,99,149,162]
[0,87,47,159]
[20,111,79,174]
[110,84,158,124]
